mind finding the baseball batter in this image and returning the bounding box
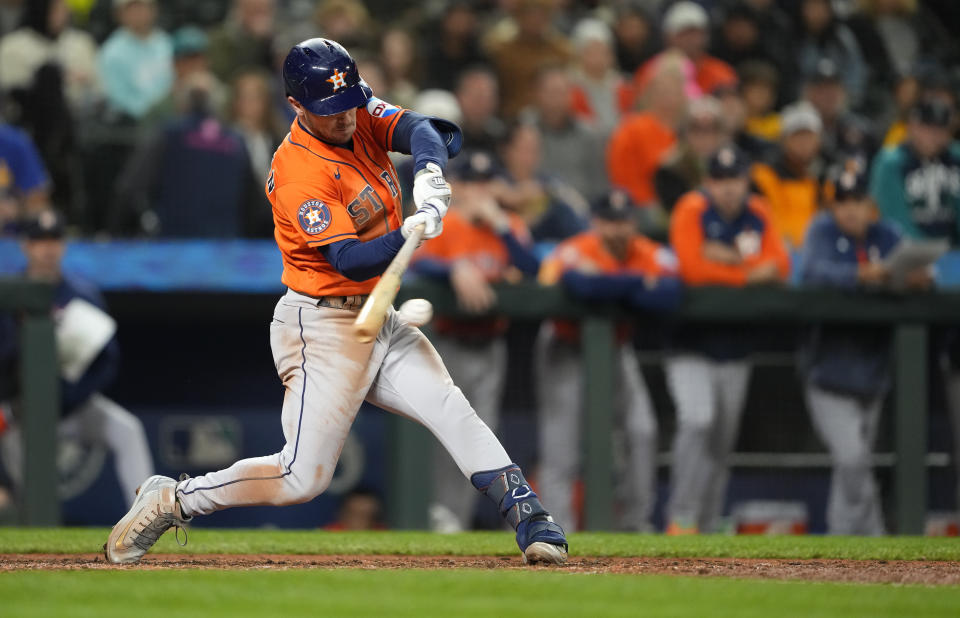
[104,38,567,565]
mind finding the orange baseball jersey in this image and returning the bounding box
[415,210,531,281]
[669,190,790,286]
[607,112,676,206]
[539,230,676,342]
[266,98,407,297]
[414,209,531,338]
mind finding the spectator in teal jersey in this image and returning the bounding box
[870,98,960,243]
[98,0,172,121]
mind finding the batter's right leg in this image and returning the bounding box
[367,312,567,564]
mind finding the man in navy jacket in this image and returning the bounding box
[799,163,930,535]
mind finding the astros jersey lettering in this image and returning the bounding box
[267,98,407,297]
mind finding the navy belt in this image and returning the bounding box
[316,295,369,310]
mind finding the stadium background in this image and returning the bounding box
[1,0,959,535]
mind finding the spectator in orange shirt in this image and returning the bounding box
[636,1,737,99]
[666,145,789,534]
[752,101,824,248]
[608,52,688,212]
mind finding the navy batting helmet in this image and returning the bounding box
[283,38,372,116]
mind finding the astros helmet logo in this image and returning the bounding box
[327,69,348,91]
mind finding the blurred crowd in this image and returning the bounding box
[2,0,960,535]
[0,0,956,241]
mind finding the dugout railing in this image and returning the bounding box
[0,278,60,526]
[393,280,959,535]
[5,277,958,533]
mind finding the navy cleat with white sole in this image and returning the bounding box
[472,464,568,565]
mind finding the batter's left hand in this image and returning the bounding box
[413,162,451,217]
[402,209,443,240]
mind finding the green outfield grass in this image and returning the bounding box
[2,569,959,618]
[2,527,960,561]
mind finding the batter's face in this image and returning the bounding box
[289,97,357,144]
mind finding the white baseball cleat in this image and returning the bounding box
[523,541,569,565]
[104,475,191,564]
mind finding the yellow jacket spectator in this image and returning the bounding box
[751,102,824,248]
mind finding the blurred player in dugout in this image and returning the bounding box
[412,151,540,532]
[667,146,790,534]
[799,163,932,535]
[536,189,682,531]
[0,210,153,508]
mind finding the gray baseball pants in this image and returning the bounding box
[805,382,886,535]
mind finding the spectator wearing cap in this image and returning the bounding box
[568,18,635,138]
[494,122,588,243]
[411,151,540,533]
[536,189,682,532]
[608,52,688,210]
[655,96,729,222]
[0,0,100,118]
[751,101,825,248]
[802,57,879,177]
[0,123,50,234]
[487,0,572,120]
[871,98,960,243]
[793,0,868,109]
[799,163,930,535]
[0,209,155,509]
[142,26,227,130]
[521,65,608,205]
[98,0,173,121]
[636,1,737,98]
[666,145,790,535]
[207,0,277,84]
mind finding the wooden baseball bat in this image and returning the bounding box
[352,224,425,343]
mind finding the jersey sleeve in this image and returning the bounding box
[275,180,358,247]
[362,97,407,152]
[669,194,748,286]
[538,241,582,285]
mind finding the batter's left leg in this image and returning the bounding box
[366,312,567,564]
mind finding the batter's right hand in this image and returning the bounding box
[402,207,443,240]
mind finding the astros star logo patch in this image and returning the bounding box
[327,69,347,91]
[297,199,332,235]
